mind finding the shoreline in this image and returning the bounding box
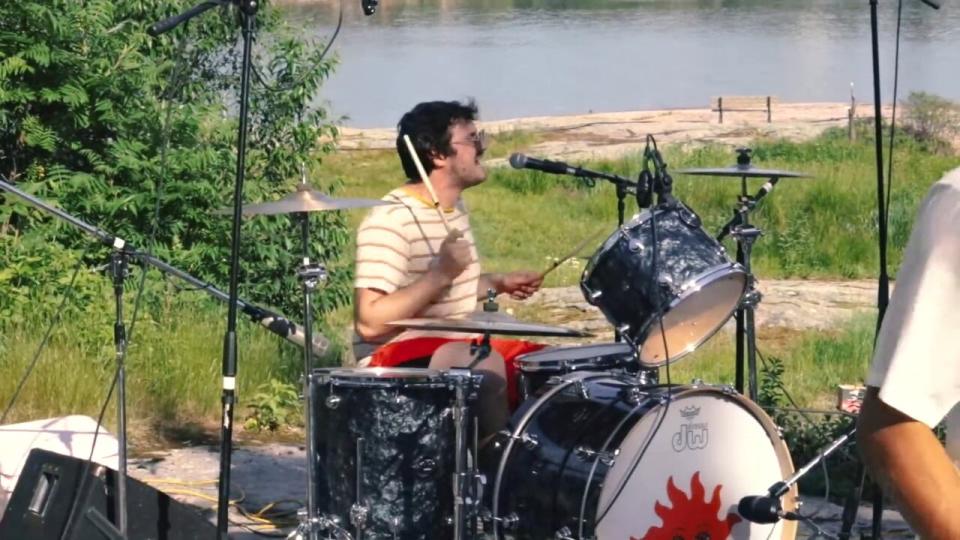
[338,101,894,161]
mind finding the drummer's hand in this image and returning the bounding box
[433,229,472,283]
[500,271,543,300]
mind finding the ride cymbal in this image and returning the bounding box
[674,165,808,179]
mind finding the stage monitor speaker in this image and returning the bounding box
[0,448,216,539]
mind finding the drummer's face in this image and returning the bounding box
[444,120,487,188]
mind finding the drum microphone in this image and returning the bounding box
[509,153,579,176]
[737,494,798,524]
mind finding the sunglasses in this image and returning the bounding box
[451,130,487,154]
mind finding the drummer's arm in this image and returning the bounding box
[356,231,471,340]
[355,272,454,340]
[857,387,960,539]
[478,272,543,300]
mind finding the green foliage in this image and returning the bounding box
[243,379,302,432]
[901,91,960,153]
[0,0,350,333]
[760,356,859,498]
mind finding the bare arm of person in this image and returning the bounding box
[477,271,543,301]
[857,387,960,540]
[355,230,471,340]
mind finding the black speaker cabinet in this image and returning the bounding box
[0,448,216,539]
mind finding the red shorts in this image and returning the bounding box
[370,337,546,409]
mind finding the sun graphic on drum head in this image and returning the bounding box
[631,472,742,540]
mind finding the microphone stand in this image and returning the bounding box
[740,425,856,525]
[149,1,261,535]
[0,178,330,356]
[840,1,939,538]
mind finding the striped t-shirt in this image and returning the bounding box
[353,186,482,360]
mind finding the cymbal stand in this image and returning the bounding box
[724,149,765,402]
[288,211,331,540]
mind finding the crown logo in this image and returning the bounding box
[679,405,701,419]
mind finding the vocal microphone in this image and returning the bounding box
[509,153,579,176]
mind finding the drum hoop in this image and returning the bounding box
[517,344,636,372]
[594,384,798,539]
[491,372,624,540]
[314,367,453,388]
[636,263,747,367]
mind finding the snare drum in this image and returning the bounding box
[581,202,746,366]
[515,342,650,401]
[488,374,797,540]
[311,368,479,540]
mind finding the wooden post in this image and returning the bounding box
[848,83,857,141]
[718,97,723,124]
[766,96,772,123]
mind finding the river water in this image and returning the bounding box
[279,0,960,127]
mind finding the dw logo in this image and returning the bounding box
[672,423,709,452]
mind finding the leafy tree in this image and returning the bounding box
[0,0,349,329]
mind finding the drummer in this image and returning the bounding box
[353,100,546,435]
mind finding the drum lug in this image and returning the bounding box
[588,288,603,302]
[495,512,520,531]
[616,323,630,336]
[627,239,644,253]
[574,445,617,466]
[621,385,645,405]
[573,380,590,400]
[325,394,342,409]
[555,526,575,540]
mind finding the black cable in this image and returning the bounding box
[595,145,672,525]
[251,0,343,95]
[884,0,904,233]
[0,243,90,424]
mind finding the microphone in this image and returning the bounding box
[509,153,579,176]
[362,0,378,15]
[737,495,782,524]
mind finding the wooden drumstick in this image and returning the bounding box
[540,228,606,279]
[402,134,453,233]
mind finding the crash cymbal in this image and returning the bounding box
[215,184,395,216]
[387,311,589,338]
[674,165,808,179]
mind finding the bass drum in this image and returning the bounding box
[488,374,796,540]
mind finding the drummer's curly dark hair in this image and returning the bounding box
[396,100,478,182]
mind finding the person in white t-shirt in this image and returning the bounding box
[858,166,960,539]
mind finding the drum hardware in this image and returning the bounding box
[574,446,618,466]
[739,426,855,526]
[348,438,369,539]
[676,148,811,402]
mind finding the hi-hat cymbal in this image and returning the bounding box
[387,311,589,338]
[215,184,395,216]
[675,165,808,179]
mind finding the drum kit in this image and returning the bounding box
[234,147,818,540]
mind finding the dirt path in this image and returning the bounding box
[338,101,888,161]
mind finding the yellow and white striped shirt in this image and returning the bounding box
[353,186,482,360]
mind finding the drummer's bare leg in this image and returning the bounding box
[429,342,508,438]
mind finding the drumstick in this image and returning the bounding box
[402,134,453,233]
[540,228,606,279]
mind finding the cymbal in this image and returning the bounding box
[675,165,808,179]
[215,184,395,216]
[387,311,589,338]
